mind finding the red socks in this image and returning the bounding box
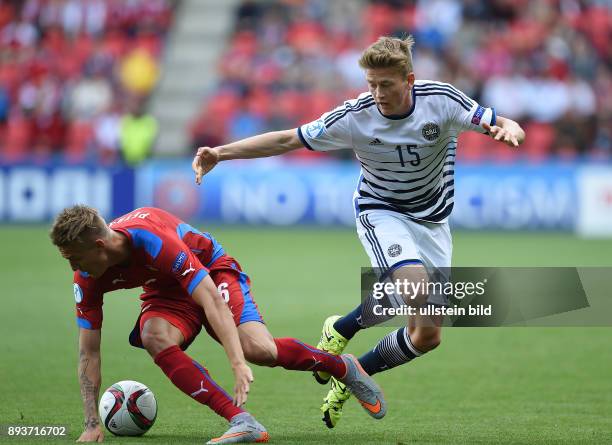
[154,345,243,421]
[273,338,346,378]
[154,339,346,421]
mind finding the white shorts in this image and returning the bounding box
[356,210,452,305]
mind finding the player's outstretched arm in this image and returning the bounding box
[191,276,253,407]
[483,116,526,147]
[77,328,104,443]
[192,128,302,184]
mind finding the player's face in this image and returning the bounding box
[60,240,109,279]
[365,67,415,116]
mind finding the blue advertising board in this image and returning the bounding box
[136,159,359,226]
[136,160,580,230]
[0,158,605,232]
[0,163,134,222]
[453,164,577,230]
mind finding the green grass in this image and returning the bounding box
[1,227,611,444]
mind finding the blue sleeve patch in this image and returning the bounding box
[187,269,208,295]
[491,107,496,126]
[172,251,188,273]
[77,317,93,329]
[471,105,485,125]
[127,228,163,259]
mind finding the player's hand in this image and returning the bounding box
[483,122,520,148]
[192,146,220,185]
[76,425,104,442]
[232,362,254,407]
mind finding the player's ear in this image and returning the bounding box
[406,72,415,88]
[94,238,106,249]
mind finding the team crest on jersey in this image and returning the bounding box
[73,283,83,303]
[305,119,325,139]
[422,122,440,141]
[388,244,402,257]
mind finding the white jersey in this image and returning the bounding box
[298,80,496,223]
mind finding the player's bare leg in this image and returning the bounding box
[395,264,443,351]
[142,317,268,444]
[237,322,277,366]
[141,316,185,357]
[408,317,442,352]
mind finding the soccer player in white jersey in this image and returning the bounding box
[192,35,525,428]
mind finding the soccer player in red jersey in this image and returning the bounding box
[51,205,384,444]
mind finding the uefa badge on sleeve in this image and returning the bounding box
[471,106,485,125]
[305,119,325,139]
[73,283,83,303]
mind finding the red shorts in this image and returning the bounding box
[128,260,264,351]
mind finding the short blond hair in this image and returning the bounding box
[359,35,415,77]
[50,205,108,247]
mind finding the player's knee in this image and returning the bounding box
[141,330,174,357]
[392,265,429,304]
[410,330,441,353]
[241,336,277,366]
[425,334,441,351]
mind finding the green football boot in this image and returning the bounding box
[314,315,349,384]
[321,377,351,429]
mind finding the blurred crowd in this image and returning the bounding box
[0,0,175,163]
[1,0,609,165]
[191,0,611,162]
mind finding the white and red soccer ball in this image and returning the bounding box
[99,380,157,436]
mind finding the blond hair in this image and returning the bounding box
[50,204,108,247]
[359,35,415,77]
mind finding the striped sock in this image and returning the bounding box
[358,327,423,375]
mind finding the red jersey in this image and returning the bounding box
[73,207,231,330]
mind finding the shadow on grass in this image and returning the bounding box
[102,432,211,444]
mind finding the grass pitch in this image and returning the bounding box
[1,227,611,444]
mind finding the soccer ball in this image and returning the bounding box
[99,380,157,436]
